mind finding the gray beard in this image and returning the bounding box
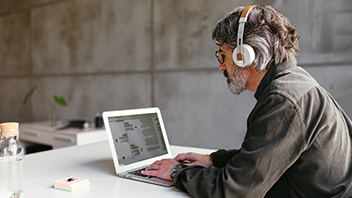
[227,68,249,95]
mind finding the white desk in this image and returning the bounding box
[22,141,215,198]
[20,121,107,149]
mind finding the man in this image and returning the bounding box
[142,5,352,198]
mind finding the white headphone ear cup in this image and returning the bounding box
[233,44,255,68]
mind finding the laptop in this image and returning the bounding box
[102,107,174,186]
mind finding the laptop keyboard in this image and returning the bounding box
[128,167,154,178]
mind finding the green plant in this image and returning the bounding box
[23,86,68,126]
[23,86,68,107]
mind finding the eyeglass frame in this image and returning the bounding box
[215,49,230,64]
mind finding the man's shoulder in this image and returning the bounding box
[264,66,320,103]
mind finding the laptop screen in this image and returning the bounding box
[107,113,168,166]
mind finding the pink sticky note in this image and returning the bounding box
[53,176,89,187]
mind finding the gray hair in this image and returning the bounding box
[212,5,300,72]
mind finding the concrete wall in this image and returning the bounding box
[1,0,352,150]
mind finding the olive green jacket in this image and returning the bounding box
[174,58,352,198]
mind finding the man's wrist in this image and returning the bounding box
[170,164,187,179]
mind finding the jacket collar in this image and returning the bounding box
[254,58,297,100]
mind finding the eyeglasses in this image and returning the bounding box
[215,49,229,64]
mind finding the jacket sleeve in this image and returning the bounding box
[173,94,307,198]
[210,149,240,168]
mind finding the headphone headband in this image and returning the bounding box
[240,5,255,18]
[236,5,255,66]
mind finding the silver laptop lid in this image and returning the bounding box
[103,107,172,174]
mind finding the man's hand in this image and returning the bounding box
[141,159,179,181]
[174,152,213,167]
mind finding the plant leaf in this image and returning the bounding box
[23,86,38,105]
[54,96,68,107]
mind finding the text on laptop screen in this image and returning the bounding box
[108,113,167,166]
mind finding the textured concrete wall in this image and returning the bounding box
[1,0,351,149]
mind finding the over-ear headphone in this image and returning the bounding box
[233,5,255,68]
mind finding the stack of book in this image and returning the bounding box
[53,176,90,192]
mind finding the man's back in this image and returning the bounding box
[252,60,352,197]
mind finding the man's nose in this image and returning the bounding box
[219,63,226,71]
